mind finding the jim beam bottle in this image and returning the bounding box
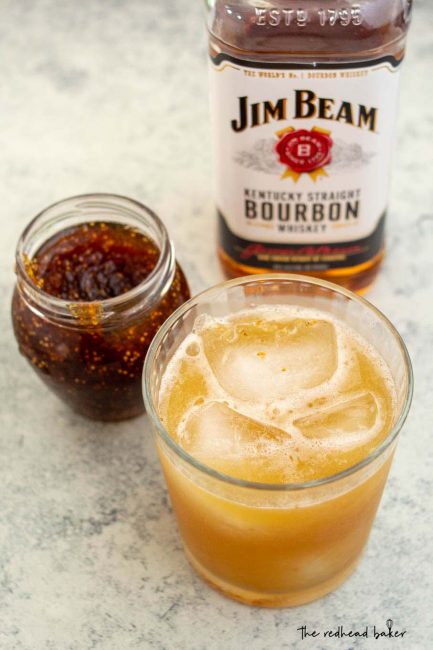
[207,0,413,292]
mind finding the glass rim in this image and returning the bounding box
[143,274,413,492]
[15,193,174,315]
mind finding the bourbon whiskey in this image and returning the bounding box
[207,0,413,292]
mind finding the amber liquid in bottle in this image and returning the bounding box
[208,1,412,293]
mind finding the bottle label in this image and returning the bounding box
[210,54,402,271]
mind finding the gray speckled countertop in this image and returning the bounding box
[0,1,432,649]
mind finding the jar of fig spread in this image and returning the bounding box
[12,194,190,421]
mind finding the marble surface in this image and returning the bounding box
[0,1,432,648]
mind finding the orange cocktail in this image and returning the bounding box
[143,275,412,607]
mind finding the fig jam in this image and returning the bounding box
[12,195,190,421]
[31,222,161,301]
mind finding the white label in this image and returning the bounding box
[210,56,401,261]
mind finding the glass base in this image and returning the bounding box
[185,546,361,608]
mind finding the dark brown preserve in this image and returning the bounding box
[30,223,163,301]
[12,197,190,421]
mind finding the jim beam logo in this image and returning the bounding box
[275,126,332,182]
[231,90,378,181]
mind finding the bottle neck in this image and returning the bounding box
[15,194,176,330]
[207,1,412,61]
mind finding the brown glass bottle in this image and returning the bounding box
[207,1,412,293]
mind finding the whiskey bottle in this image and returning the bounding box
[207,0,413,292]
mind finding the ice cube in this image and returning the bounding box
[180,401,295,482]
[159,358,208,437]
[294,392,379,444]
[200,317,338,402]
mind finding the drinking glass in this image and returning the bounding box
[143,275,413,607]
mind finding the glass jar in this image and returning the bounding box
[12,194,190,421]
[206,0,413,293]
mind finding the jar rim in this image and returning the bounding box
[15,193,176,327]
[143,274,414,493]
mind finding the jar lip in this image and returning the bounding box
[15,193,176,323]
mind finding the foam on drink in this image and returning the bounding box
[158,306,396,483]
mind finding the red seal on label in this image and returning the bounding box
[275,128,333,175]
